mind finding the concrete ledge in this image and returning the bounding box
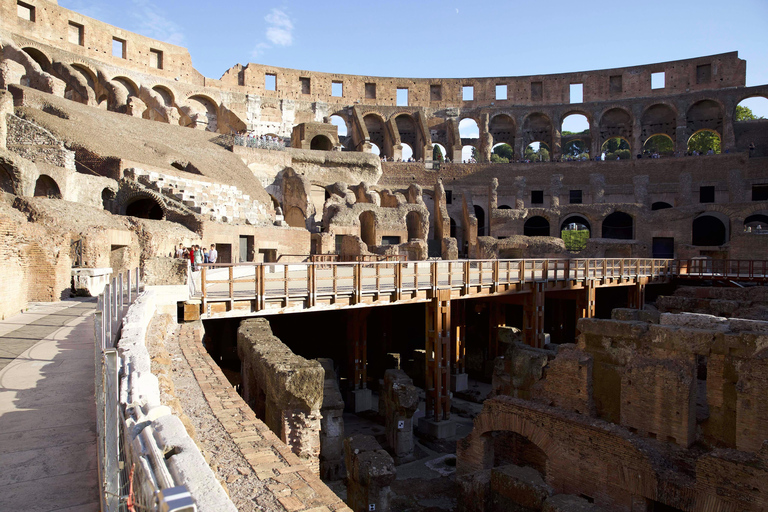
[72,267,112,296]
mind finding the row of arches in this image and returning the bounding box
[358,210,425,246]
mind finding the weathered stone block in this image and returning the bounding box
[344,435,395,512]
[381,369,419,462]
[491,463,553,511]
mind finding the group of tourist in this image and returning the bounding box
[233,132,286,151]
[379,155,424,163]
[175,243,218,271]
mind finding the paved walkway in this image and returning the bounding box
[0,299,100,512]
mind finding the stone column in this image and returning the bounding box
[318,358,345,480]
[380,369,419,463]
[0,90,12,150]
[344,435,395,512]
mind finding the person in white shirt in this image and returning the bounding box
[208,244,218,266]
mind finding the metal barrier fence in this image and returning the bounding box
[93,268,196,512]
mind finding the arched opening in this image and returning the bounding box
[485,431,548,475]
[97,94,108,109]
[102,188,116,210]
[152,85,174,106]
[33,175,61,198]
[652,202,673,210]
[523,216,550,237]
[524,142,550,162]
[285,207,306,228]
[364,114,386,158]
[401,143,414,161]
[369,143,381,156]
[641,104,676,145]
[113,76,139,98]
[310,135,333,151]
[329,115,348,137]
[643,134,674,157]
[692,214,727,246]
[462,145,478,163]
[432,143,447,161]
[601,137,631,160]
[491,143,514,163]
[600,108,632,145]
[522,113,553,154]
[688,129,721,155]
[396,114,420,160]
[459,118,479,139]
[184,95,218,132]
[22,47,52,73]
[561,215,590,252]
[562,113,589,133]
[744,214,768,232]
[489,114,515,148]
[406,211,423,240]
[360,211,376,247]
[736,97,768,121]
[687,100,723,143]
[126,197,164,220]
[602,211,634,239]
[474,205,485,236]
[449,217,457,238]
[562,139,588,160]
[498,205,512,210]
[0,165,15,194]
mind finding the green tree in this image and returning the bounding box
[643,135,674,155]
[688,131,721,154]
[524,144,550,162]
[432,145,444,162]
[735,105,763,121]
[492,143,514,161]
[471,146,479,161]
[601,137,631,159]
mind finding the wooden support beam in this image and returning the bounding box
[425,290,451,421]
[523,281,545,348]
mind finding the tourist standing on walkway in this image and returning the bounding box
[194,245,203,270]
[209,244,218,267]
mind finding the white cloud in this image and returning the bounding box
[264,9,293,46]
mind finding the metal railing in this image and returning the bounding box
[195,258,684,312]
[94,268,195,511]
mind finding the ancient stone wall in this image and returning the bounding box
[237,317,324,474]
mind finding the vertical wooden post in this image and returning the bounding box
[426,290,451,421]
[523,281,545,348]
[308,263,316,308]
[395,262,403,301]
[453,300,466,374]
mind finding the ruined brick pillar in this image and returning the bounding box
[237,318,324,474]
[380,369,419,463]
[344,435,395,512]
[317,358,345,480]
[0,90,12,150]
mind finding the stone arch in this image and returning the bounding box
[651,201,673,210]
[21,47,52,73]
[602,211,634,239]
[686,99,723,138]
[310,135,333,151]
[118,189,167,220]
[182,94,219,132]
[474,204,486,236]
[152,85,175,106]
[643,133,675,156]
[33,175,62,198]
[112,76,140,97]
[560,214,592,235]
[124,195,164,220]
[70,63,98,91]
[489,113,516,147]
[285,206,306,228]
[744,213,768,230]
[524,216,550,237]
[405,210,424,240]
[599,107,633,146]
[364,113,388,158]
[641,103,677,142]
[395,113,421,160]
[359,210,376,247]
[522,112,553,149]
[692,212,728,246]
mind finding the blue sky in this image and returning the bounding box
[61,0,768,154]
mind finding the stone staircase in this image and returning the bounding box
[124,168,270,224]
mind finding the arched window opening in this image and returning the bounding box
[524,142,550,162]
[329,115,348,137]
[692,215,727,246]
[688,130,721,155]
[474,205,485,236]
[369,143,381,156]
[687,100,723,140]
[602,211,634,239]
[396,114,420,160]
[0,165,15,194]
[285,207,306,228]
[449,217,457,238]
[523,216,550,237]
[364,114,386,157]
[459,118,479,139]
[152,86,174,106]
[432,143,447,162]
[491,143,514,163]
[401,143,414,161]
[744,214,768,232]
[651,202,673,211]
[561,215,590,252]
[641,104,676,143]
[489,114,515,148]
[360,211,376,247]
[736,97,768,121]
[22,47,52,73]
[310,135,333,151]
[599,108,632,142]
[601,137,631,160]
[102,188,116,210]
[643,134,674,157]
[562,140,588,160]
[462,145,478,163]
[523,113,553,151]
[126,197,164,220]
[498,205,512,210]
[33,175,61,198]
[561,113,589,136]
[406,211,423,240]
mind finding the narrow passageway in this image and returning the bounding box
[0,299,99,512]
